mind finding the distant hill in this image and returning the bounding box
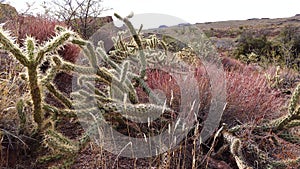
[192,15,300,55]
[0,3,18,23]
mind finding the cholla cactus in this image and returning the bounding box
[0,25,88,160]
[0,26,78,131]
[0,13,179,165]
[271,82,300,130]
[265,66,283,88]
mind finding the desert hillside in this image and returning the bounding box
[196,14,300,53]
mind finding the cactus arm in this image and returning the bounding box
[85,42,98,69]
[45,83,73,109]
[114,13,146,79]
[27,64,43,131]
[270,83,300,130]
[0,29,29,66]
[36,30,73,65]
[25,37,35,61]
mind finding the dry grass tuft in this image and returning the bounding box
[0,50,32,168]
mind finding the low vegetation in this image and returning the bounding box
[234,25,300,71]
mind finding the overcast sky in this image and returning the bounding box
[6,0,300,25]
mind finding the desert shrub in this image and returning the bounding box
[223,81,300,169]
[203,28,214,38]
[234,31,274,63]
[16,15,64,44]
[263,65,300,91]
[57,43,81,63]
[217,57,293,126]
[142,63,211,121]
[234,26,300,71]
[275,25,300,70]
[224,67,287,126]
[0,51,30,131]
[0,50,33,167]
[265,66,300,90]
[221,56,244,71]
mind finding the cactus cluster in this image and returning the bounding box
[0,13,184,165]
[0,24,84,161]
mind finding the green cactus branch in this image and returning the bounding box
[43,104,85,119]
[287,82,300,111]
[77,84,113,103]
[96,46,139,102]
[45,82,73,109]
[0,29,29,66]
[27,65,44,130]
[41,65,59,84]
[36,29,74,64]
[44,129,79,154]
[17,99,26,130]
[96,44,122,70]
[285,120,300,128]
[223,130,298,168]
[25,37,35,61]
[82,81,107,98]
[277,130,300,144]
[114,13,147,79]
[114,13,142,49]
[84,42,98,69]
[0,25,83,133]
[270,83,300,130]
[102,15,163,104]
[71,38,88,46]
[223,131,252,169]
[56,58,110,82]
[52,45,135,104]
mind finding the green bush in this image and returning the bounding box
[234,31,274,63]
[234,26,300,70]
[276,25,300,70]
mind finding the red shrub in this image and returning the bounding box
[221,56,244,71]
[5,15,81,63]
[140,57,289,127]
[144,68,181,110]
[17,15,64,44]
[224,68,287,125]
[136,62,212,122]
[135,68,181,113]
[58,43,81,63]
